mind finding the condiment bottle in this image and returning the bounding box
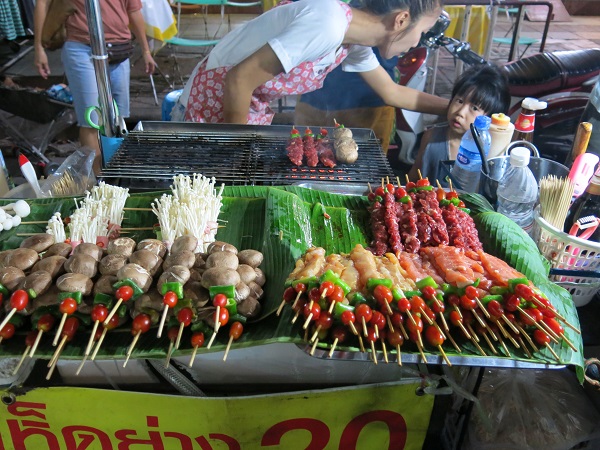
[0,149,12,197]
[488,113,515,158]
[563,166,600,242]
[512,98,547,143]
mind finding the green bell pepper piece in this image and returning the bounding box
[481,294,504,306]
[319,270,351,295]
[508,278,530,293]
[392,287,405,301]
[173,298,193,315]
[117,304,128,319]
[225,297,238,316]
[440,199,450,207]
[366,278,393,291]
[490,286,510,296]
[333,302,354,318]
[113,278,144,300]
[403,290,422,299]
[26,289,38,299]
[416,276,438,290]
[209,285,236,299]
[93,293,114,307]
[191,320,213,335]
[229,313,247,324]
[347,292,367,305]
[72,311,92,327]
[399,195,411,204]
[58,291,83,304]
[0,283,9,296]
[471,278,480,288]
[417,185,434,191]
[450,197,461,206]
[8,313,24,328]
[459,207,471,214]
[161,282,184,299]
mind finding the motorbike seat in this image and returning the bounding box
[504,48,600,98]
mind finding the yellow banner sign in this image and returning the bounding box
[0,381,433,450]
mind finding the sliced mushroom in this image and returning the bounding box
[163,250,195,270]
[64,254,98,279]
[171,235,198,254]
[56,273,93,296]
[43,242,72,259]
[32,255,66,279]
[73,243,104,262]
[137,238,167,259]
[107,237,136,258]
[19,233,55,253]
[0,266,26,290]
[99,254,128,276]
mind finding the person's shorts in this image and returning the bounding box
[62,41,131,128]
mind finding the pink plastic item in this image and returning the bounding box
[569,153,600,198]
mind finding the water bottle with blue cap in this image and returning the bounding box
[450,115,492,192]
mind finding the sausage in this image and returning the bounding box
[163,250,195,270]
[32,255,66,279]
[17,271,53,296]
[99,254,128,276]
[0,266,26,290]
[56,273,93,296]
[171,235,198,254]
[129,249,163,276]
[19,233,55,253]
[107,237,136,258]
[94,275,117,296]
[117,263,152,293]
[64,254,98,279]
[73,243,104,262]
[3,248,39,271]
[137,238,167,259]
[43,242,72,259]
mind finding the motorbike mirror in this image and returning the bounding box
[418,12,451,48]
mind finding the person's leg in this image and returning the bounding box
[109,59,131,120]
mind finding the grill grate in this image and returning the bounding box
[99,122,395,190]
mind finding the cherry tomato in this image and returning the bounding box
[62,317,80,341]
[387,329,404,347]
[464,285,479,300]
[25,330,37,347]
[59,298,78,315]
[319,281,334,296]
[540,307,556,319]
[395,186,407,199]
[330,325,348,343]
[425,325,444,346]
[191,332,205,348]
[534,294,552,309]
[457,201,466,208]
[431,299,445,314]
[216,307,230,327]
[406,181,416,190]
[397,297,411,313]
[211,293,227,308]
[315,311,333,330]
[460,295,477,310]
[167,326,179,342]
[406,315,423,334]
[543,317,564,336]
[104,314,120,331]
[449,310,463,326]
[292,299,306,314]
[294,282,307,294]
[416,178,430,187]
[528,308,544,322]
[37,313,56,332]
[164,291,180,308]
[303,302,321,321]
[447,294,460,307]
[340,310,356,325]
[374,186,385,197]
[355,303,373,322]
[436,187,445,202]
[505,294,521,312]
[533,329,551,346]
[386,183,395,194]
[0,323,16,340]
[177,307,194,326]
[421,286,436,299]
[308,287,321,303]
[365,326,378,343]
[408,330,421,344]
[283,287,297,303]
[229,321,244,340]
[9,290,29,311]
[132,314,152,334]
[421,304,436,321]
[390,312,404,328]
[329,285,345,303]
[370,311,386,331]
[91,304,109,323]
[410,295,426,311]
[116,286,134,302]
[373,284,393,305]
[446,191,459,200]
[514,283,534,300]
[367,192,376,202]
[486,300,504,318]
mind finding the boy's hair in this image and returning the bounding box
[451,64,511,114]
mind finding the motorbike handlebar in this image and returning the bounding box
[422,34,489,66]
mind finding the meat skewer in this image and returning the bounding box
[303,127,319,167]
[286,127,304,166]
[316,128,337,168]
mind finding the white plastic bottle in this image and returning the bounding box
[496,147,539,235]
[450,115,492,192]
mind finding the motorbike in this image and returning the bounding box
[394,15,600,166]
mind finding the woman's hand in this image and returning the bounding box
[143,51,156,75]
[35,48,51,79]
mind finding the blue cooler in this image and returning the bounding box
[162,89,183,121]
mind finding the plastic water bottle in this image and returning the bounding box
[496,147,539,235]
[450,115,492,192]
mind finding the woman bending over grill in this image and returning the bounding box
[173,0,448,125]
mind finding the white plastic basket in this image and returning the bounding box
[532,207,600,307]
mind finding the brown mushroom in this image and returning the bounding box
[43,242,72,259]
[237,249,264,268]
[137,238,167,259]
[4,248,39,271]
[189,268,204,282]
[238,297,261,319]
[171,235,198,254]
[19,233,55,253]
[205,251,239,271]
[32,256,66,279]
[17,271,53,296]
[64,254,98,279]
[73,242,104,262]
[207,241,238,255]
[33,285,61,308]
[237,264,257,285]
[254,268,266,287]
[129,249,163,276]
[163,250,195,270]
[200,267,241,290]
[107,237,136,258]
[183,281,209,307]
[194,253,207,269]
[116,263,152,292]
[0,250,13,268]
[99,254,128,276]
[0,266,26,290]
[156,265,191,294]
[234,281,250,303]
[94,275,117,296]
[247,281,264,299]
[56,273,93,296]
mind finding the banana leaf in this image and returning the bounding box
[0,189,585,381]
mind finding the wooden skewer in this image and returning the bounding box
[544,342,562,362]
[188,345,200,368]
[52,313,68,346]
[47,334,67,370]
[13,346,31,376]
[157,305,169,338]
[530,297,581,334]
[558,333,578,352]
[438,345,452,366]
[420,308,434,326]
[123,331,141,367]
[518,336,533,359]
[386,315,395,333]
[328,338,340,357]
[358,335,366,353]
[466,323,479,343]
[397,321,408,340]
[104,298,124,326]
[471,335,487,357]
[369,340,378,365]
[437,305,450,332]
[416,340,428,363]
[455,319,471,339]
[406,310,418,327]
[276,299,287,316]
[517,307,559,344]
[538,320,563,344]
[367,182,373,193]
[0,309,16,333]
[302,312,314,330]
[75,353,89,376]
[175,321,185,350]
[91,327,109,361]
[380,338,389,364]
[445,330,462,353]
[496,321,520,348]
[481,330,498,355]
[310,337,319,356]
[453,305,463,319]
[165,340,174,368]
[516,323,539,352]
[85,321,101,356]
[29,329,44,358]
[206,330,218,349]
[395,344,402,366]
[500,314,520,335]
[497,335,512,358]
[475,298,491,319]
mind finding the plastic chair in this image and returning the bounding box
[493,4,539,59]
[164,0,225,86]
[224,1,262,30]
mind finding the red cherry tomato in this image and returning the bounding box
[460,295,477,310]
[406,315,423,334]
[164,291,179,308]
[449,310,463,326]
[308,287,321,303]
[397,297,411,313]
[447,294,460,307]
[116,286,134,302]
[340,310,356,325]
[330,325,348,343]
[464,285,479,300]
[355,303,373,322]
[416,178,430,187]
[212,293,227,308]
[0,323,16,340]
[167,326,179,342]
[365,326,378,343]
[370,311,386,331]
[534,294,552,309]
[406,181,416,190]
[431,299,445,314]
[386,183,395,194]
[461,310,474,325]
[9,290,29,311]
[421,285,436,299]
[216,307,229,327]
[514,283,534,300]
[291,299,306,314]
[540,307,556,319]
[315,311,333,330]
[387,329,404,347]
[373,284,393,305]
[533,329,551,346]
[425,325,444,346]
[177,307,194,327]
[329,285,345,303]
[374,186,385,197]
[132,314,152,334]
[543,317,564,336]
[37,313,56,332]
[457,201,466,208]
[25,330,37,347]
[294,282,307,294]
[528,308,544,322]
[59,298,78,315]
[62,317,80,341]
[394,186,407,199]
[191,332,205,348]
[486,300,504,318]
[504,294,521,312]
[104,314,120,331]
[436,187,445,202]
[229,321,244,340]
[446,191,459,200]
[283,287,297,303]
[91,304,109,323]
[302,302,321,321]
[390,312,404,328]
[368,192,376,202]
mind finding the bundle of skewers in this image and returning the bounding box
[0,175,267,378]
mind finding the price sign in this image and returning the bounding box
[0,381,434,449]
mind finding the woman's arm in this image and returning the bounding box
[360,66,449,116]
[223,44,284,124]
[33,0,51,78]
[128,9,156,74]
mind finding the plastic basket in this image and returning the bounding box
[532,207,600,307]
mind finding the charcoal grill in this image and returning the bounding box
[99,122,395,190]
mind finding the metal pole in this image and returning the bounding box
[84,0,118,138]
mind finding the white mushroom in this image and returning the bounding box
[2,200,31,218]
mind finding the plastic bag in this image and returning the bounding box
[39,148,96,197]
[465,368,600,450]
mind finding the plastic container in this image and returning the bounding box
[450,115,491,192]
[496,146,539,235]
[488,113,514,158]
[568,153,599,198]
[532,207,600,307]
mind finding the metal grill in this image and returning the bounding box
[99,122,395,190]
